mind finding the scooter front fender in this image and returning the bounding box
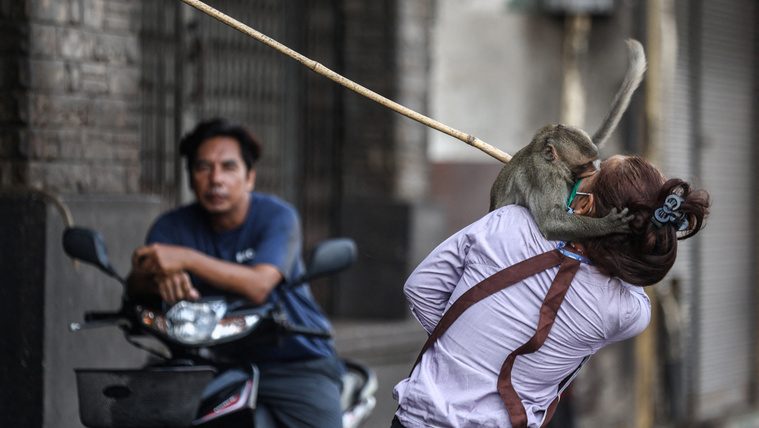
[193,364,260,427]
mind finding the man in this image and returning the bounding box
[127,118,343,427]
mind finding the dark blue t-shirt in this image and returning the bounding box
[145,192,337,362]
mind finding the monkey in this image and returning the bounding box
[488,39,647,241]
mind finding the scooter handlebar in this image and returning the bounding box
[70,311,129,332]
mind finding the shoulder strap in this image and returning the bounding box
[498,255,580,427]
[410,250,565,372]
[408,249,581,428]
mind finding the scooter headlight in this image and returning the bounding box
[139,300,262,345]
[166,300,225,343]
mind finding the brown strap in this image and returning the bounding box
[410,250,565,373]
[497,256,580,428]
[408,249,580,428]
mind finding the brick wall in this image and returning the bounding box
[0,0,142,194]
[0,1,28,187]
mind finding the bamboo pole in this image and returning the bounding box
[178,0,512,163]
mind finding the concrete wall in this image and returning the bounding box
[427,1,641,235]
[0,193,161,428]
[428,1,638,163]
[45,195,162,427]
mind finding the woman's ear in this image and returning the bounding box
[573,194,595,216]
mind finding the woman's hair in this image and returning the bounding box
[583,155,710,286]
[178,118,263,176]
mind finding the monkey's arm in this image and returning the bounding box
[535,205,632,241]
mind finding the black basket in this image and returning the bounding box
[75,366,216,428]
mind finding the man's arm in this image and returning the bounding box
[127,243,282,304]
[126,267,199,304]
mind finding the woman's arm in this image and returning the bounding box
[404,233,468,334]
[404,206,545,333]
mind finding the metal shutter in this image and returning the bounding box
[662,0,757,421]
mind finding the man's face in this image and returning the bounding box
[191,136,255,217]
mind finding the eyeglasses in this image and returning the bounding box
[567,180,584,207]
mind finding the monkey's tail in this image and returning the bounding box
[591,39,647,149]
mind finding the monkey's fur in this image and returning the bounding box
[489,39,647,241]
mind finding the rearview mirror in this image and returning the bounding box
[62,227,121,280]
[302,238,357,283]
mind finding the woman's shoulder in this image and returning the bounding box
[489,205,548,243]
[491,204,533,219]
[580,271,652,339]
[582,269,649,299]
[481,204,539,232]
[463,204,554,262]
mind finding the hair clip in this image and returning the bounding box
[651,194,689,231]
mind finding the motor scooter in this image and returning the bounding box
[63,226,377,428]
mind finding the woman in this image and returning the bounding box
[391,155,710,428]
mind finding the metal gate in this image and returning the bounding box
[185,0,298,200]
[140,1,341,226]
[139,0,344,308]
[141,0,298,202]
[140,0,183,206]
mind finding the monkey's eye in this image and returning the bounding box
[573,161,597,178]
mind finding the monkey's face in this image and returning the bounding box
[571,159,600,180]
[543,124,600,182]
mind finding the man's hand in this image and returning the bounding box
[156,271,200,303]
[129,243,200,303]
[132,243,188,275]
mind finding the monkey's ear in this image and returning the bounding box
[543,144,557,161]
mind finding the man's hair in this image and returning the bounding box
[178,118,263,176]
[584,156,710,286]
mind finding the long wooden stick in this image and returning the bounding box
[178,0,512,163]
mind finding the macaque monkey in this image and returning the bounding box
[488,39,647,241]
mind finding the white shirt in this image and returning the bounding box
[393,205,651,428]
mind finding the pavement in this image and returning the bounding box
[333,317,428,428]
[332,318,759,428]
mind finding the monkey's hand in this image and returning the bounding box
[600,207,633,234]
